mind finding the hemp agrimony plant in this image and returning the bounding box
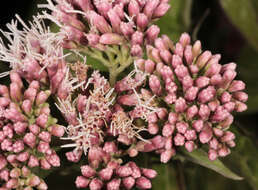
[0,0,248,189]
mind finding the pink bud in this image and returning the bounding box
[184,45,193,64]
[24,87,37,103]
[220,131,235,142]
[162,123,175,137]
[131,44,143,57]
[12,140,24,153]
[199,125,213,144]
[142,168,157,179]
[160,149,175,163]
[137,13,148,31]
[21,100,32,115]
[127,161,141,178]
[47,153,60,167]
[174,133,185,146]
[185,130,197,141]
[24,133,36,148]
[228,80,245,92]
[168,112,178,124]
[149,75,162,95]
[28,175,41,187]
[16,151,29,162]
[174,43,184,57]
[209,138,219,150]
[99,167,113,181]
[89,178,103,190]
[100,33,124,45]
[136,177,152,189]
[49,125,65,137]
[36,114,48,128]
[116,166,132,177]
[86,11,112,34]
[184,87,198,101]
[40,158,51,170]
[179,33,191,47]
[107,178,121,190]
[192,120,204,132]
[132,31,144,45]
[10,82,22,102]
[218,146,230,157]
[182,75,194,90]
[175,97,187,113]
[37,141,51,155]
[162,35,174,51]
[75,176,90,188]
[195,76,210,88]
[235,101,247,112]
[39,131,51,143]
[176,122,188,134]
[128,0,140,17]
[198,86,215,104]
[123,177,135,190]
[6,179,18,189]
[144,59,155,73]
[146,25,160,44]
[29,124,40,135]
[208,149,218,161]
[186,105,198,119]
[10,168,21,178]
[103,142,118,154]
[143,0,159,18]
[174,65,188,80]
[148,123,159,135]
[153,3,171,18]
[81,165,96,178]
[198,104,211,120]
[120,22,134,38]
[36,91,50,105]
[28,155,39,168]
[233,91,248,102]
[37,180,48,190]
[185,141,195,152]
[196,51,212,68]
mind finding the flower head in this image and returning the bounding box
[133,33,248,161]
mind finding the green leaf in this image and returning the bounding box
[152,164,179,190]
[156,0,192,41]
[182,149,243,180]
[223,128,258,190]
[220,0,258,52]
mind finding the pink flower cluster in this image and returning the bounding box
[0,15,83,101]
[41,0,170,56]
[0,164,47,190]
[0,72,64,189]
[128,33,248,161]
[0,0,249,189]
[75,146,157,190]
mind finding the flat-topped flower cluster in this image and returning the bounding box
[0,0,247,189]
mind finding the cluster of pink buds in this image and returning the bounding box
[40,0,170,57]
[131,33,248,161]
[0,163,47,190]
[75,146,157,190]
[0,72,65,189]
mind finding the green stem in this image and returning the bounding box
[78,45,134,86]
[175,161,186,190]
